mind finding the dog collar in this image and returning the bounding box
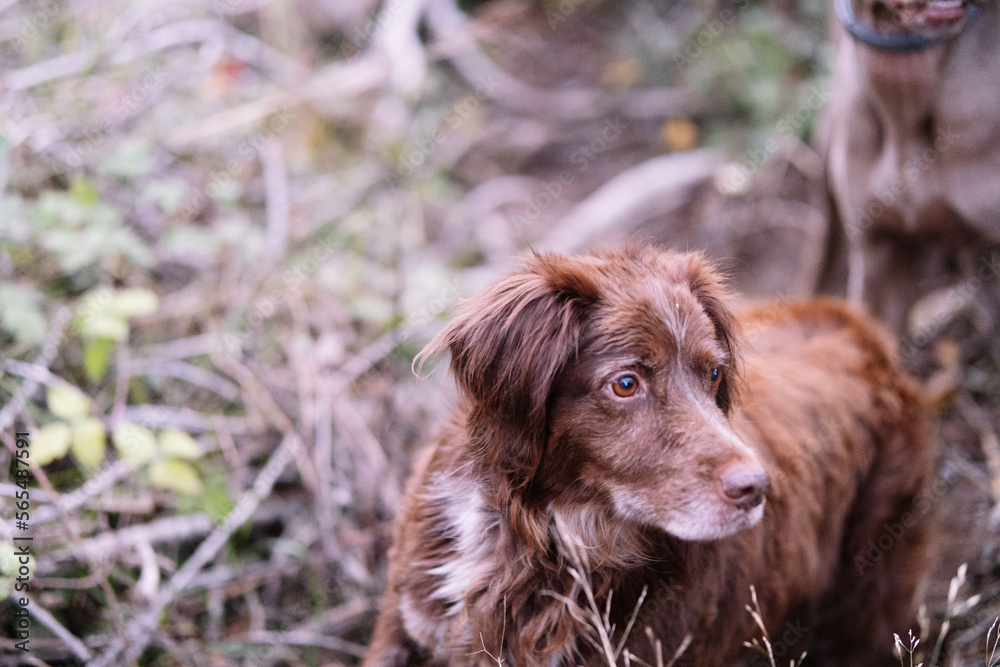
[836,0,983,52]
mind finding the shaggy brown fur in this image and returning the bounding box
[364,245,934,666]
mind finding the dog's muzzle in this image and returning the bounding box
[836,0,984,52]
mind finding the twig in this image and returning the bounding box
[39,513,214,570]
[332,396,393,507]
[424,0,693,120]
[211,351,317,492]
[290,597,374,634]
[262,137,290,259]
[109,404,251,434]
[136,333,220,360]
[165,56,388,147]
[235,630,367,659]
[133,537,160,602]
[212,415,247,489]
[329,317,441,394]
[89,434,300,666]
[313,375,342,562]
[537,149,722,255]
[0,432,135,666]
[371,0,427,96]
[955,392,1000,503]
[0,306,70,436]
[10,594,93,662]
[33,459,139,525]
[4,18,307,92]
[1,359,62,388]
[128,358,241,401]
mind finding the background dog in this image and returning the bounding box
[817,0,1000,332]
[364,245,933,666]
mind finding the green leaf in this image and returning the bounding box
[33,422,72,465]
[350,293,395,327]
[0,541,16,574]
[141,178,188,214]
[0,539,34,598]
[98,139,154,179]
[70,176,99,205]
[32,191,151,272]
[0,284,47,345]
[158,429,202,460]
[105,288,158,318]
[72,418,107,470]
[204,474,234,522]
[83,338,115,383]
[149,459,203,495]
[0,541,33,582]
[209,180,241,207]
[112,422,157,464]
[47,383,91,420]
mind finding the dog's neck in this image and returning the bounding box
[845,35,952,137]
[422,466,662,663]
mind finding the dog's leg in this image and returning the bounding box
[816,188,851,298]
[859,235,924,334]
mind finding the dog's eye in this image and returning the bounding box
[709,367,722,390]
[611,375,639,397]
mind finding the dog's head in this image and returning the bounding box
[849,0,980,35]
[421,245,769,547]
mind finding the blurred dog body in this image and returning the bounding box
[364,245,933,666]
[817,0,1000,330]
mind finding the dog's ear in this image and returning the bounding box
[417,253,599,497]
[683,253,741,413]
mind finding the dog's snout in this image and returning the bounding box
[719,467,771,510]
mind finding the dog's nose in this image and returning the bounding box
[719,467,771,510]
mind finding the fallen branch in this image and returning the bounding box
[424,0,693,121]
[12,594,93,662]
[38,513,214,573]
[89,434,299,666]
[236,629,367,659]
[33,459,139,525]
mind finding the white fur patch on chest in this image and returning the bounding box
[425,474,499,615]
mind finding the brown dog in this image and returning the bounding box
[817,0,1000,331]
[365,245,933,666]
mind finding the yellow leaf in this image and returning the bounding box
[112,422,157,464]
[661,118,698,152]
[78,313,129,341]
[158,429,203,460]
[149,459,203,495]
[33,423,72,465]
[72,418,107,470]
[602,58,642,88]
[106,289,158,318]
[47,383,90,420]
